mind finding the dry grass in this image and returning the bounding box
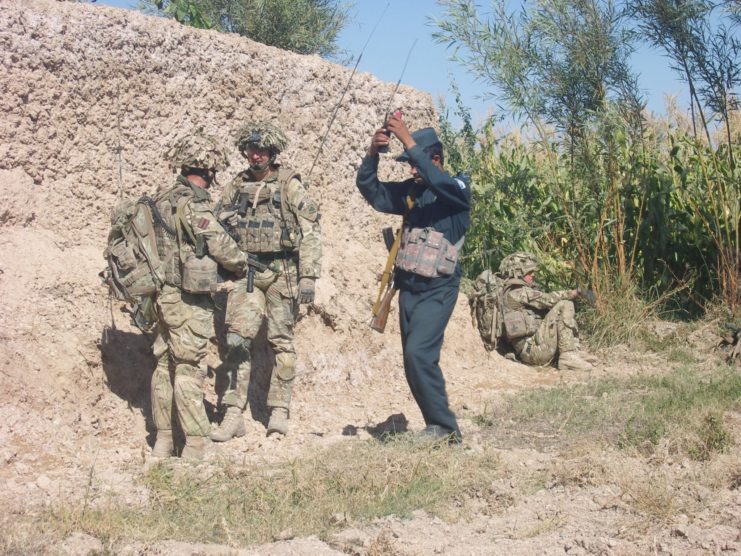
[47,436,502,547]
[6,359,738,552]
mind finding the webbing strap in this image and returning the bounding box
[371,193,415,316]
[174,197,197,265]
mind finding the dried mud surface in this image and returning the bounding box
[1,2,740,554]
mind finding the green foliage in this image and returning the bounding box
[435,0,741,319]
[630,0,740,166]
[141,0,351,59]
[434,0,642,147]
[687,412,733,460]
[619,366,741,457]
[145,0,213,28]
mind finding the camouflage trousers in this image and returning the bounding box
[515,300,580,366]
[151,284,214,437]
[222,258,298,411]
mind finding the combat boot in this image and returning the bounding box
[181,436,209,461]
[558,351,594,371]
[151,430,174,458]
[266,407,289,437]
[210,407,246,442]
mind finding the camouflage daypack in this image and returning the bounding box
[468,269,506,351]
[101,196,168,330]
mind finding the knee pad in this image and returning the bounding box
[226,332,252,361]
[275,352,296,381]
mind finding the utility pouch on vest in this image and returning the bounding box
[174,197,218,294]
[503,311,530,340]
[181,255,218,294]
[395,227,463,278]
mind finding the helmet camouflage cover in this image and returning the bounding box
[166,129,229,173]
[500,252,538,279]
[235,121,288,154]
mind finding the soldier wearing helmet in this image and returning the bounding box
[210,121,322,441]
[499,252,594,371]
[148,130,248,461]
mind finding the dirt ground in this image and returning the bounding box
[1,1,740,554]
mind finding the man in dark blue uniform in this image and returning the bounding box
[355,115,470,443]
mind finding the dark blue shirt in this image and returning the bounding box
[356,144,471,292]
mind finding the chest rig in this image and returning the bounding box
[229,169,300,254]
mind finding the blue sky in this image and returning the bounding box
[99,0,689,127]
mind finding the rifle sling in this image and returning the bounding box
[371,193,415,316]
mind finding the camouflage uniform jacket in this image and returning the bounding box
[502,278,573,342]
[220,166,322,279]
[154,176,247,288]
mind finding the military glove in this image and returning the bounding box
[298,277,315,304]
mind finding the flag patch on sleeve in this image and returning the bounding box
[196,218,210,230]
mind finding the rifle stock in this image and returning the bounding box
[370,286,398,333]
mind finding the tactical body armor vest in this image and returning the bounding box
[227,169,301,254]
[501,278,542,344]
[395,226,464,278]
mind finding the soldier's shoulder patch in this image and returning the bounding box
[196,217,210,230]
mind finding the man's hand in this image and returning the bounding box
[298,277,315,304]
[576,287,597,305]
[368,128,390,157]
[385,113,415,150]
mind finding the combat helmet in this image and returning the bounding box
[500,252,538,279]
[166,129,229,174]
[235,121,288,170]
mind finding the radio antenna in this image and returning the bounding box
[305,2,390,184]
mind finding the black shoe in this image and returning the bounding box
[417,425,462,445]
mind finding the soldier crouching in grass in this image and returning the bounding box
[355,114,470,445]
[499,252,596,371]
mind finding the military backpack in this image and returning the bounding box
[468,269,507,351]
[101,196,167,330]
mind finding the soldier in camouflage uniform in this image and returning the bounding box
[210,122,321,441]
[500,252,594,371]
[150,131,248,461]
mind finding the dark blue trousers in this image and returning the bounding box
[398,284,460,435]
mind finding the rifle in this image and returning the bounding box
[370,285,398,333]
[576,287,597,305]
[370,226,403,333]
[246,255,269,293]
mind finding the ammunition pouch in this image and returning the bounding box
[181,255,218,294]
[233,215,295,253]
[395,227,463,278]
[503,310,538,341]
